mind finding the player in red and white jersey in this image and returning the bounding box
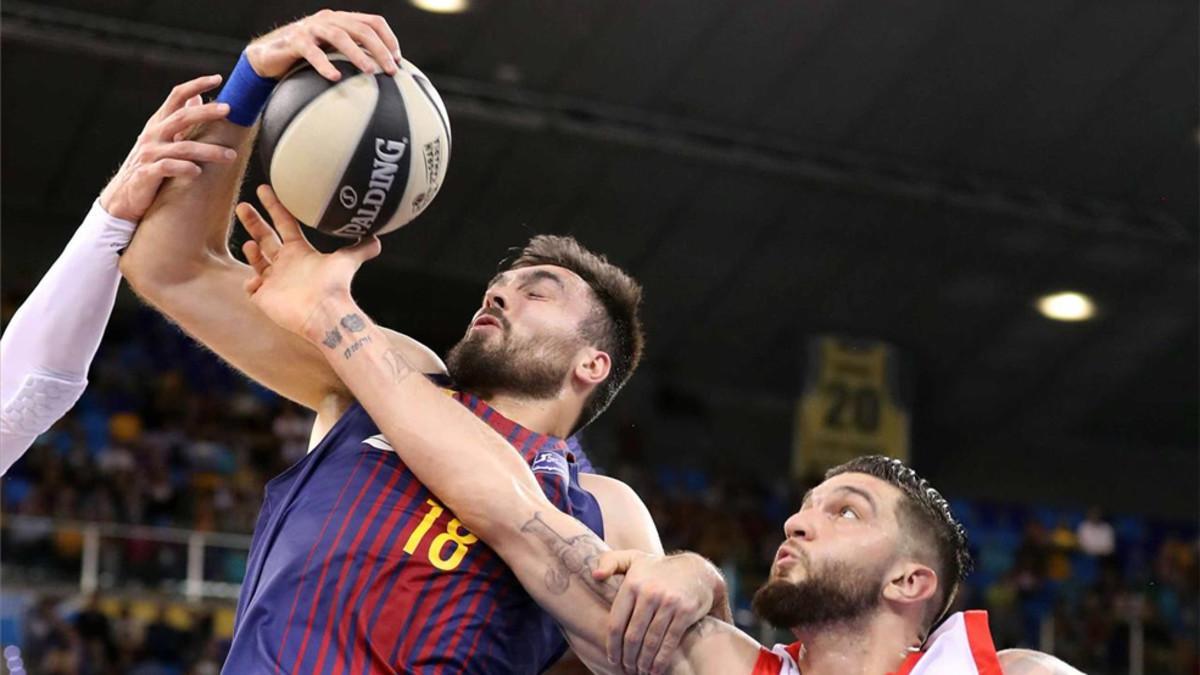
[753,610,1083,675]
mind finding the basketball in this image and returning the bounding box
[258,56,451,238]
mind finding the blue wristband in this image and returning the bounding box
[216,53,278,126]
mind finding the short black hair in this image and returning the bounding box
[825,455,972,632]
[505,235,644,432]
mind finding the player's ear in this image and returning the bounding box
[883,561,938,608]
[574,348,611,387]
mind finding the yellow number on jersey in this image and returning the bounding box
[402,498,477,571]
[428,518,479,571]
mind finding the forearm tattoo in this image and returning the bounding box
[342,336,371,359]
[329,314,370,359]
[521,512,620,600]
[322,328,343,348]
[340,313,366,332]
[382,347,415,384]
[520,513,730,646]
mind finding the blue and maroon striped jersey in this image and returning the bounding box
[223,387,604,674]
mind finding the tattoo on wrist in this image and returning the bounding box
[340,313,366,332]
[342,335,371,359]
[322,328,343,349]
[521,513,619,601]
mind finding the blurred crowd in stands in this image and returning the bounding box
[12,594,224,675]
[2,301,1197,674]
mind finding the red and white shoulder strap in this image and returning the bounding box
[751,641,803,675]
[891,611,1003,675]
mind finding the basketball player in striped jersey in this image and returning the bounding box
[119,10,726,674]
[237,183,1087,674]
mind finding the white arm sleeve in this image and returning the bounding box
[0,200,136,474]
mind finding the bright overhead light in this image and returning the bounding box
[1036,291,1096,322]
[410,0,469,13]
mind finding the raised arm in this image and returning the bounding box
[234,197,763,675]
[119,11,442,417]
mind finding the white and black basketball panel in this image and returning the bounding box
[260,59,376,230]
[258,55,452,238]
[377,58,452,236]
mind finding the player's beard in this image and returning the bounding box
[751,556,884,631]
[446,322,582,400]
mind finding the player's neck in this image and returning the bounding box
[484,392,578,439]
[792,613,917,675]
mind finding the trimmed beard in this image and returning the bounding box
[446,323,582,400]
[751,558,884,631]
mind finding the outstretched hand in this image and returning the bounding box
[99,74,236,221]
[245,9,402,80]
[236,184,380,339]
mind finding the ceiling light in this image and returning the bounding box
[1036,291,1096,322]
[410,0,469,13]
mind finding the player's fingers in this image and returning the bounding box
[342,235,382,265]
[622,593,661,674]
[347,13,401,61]
[172,97,200,141]
[299,41,342,81]
[156,102,231,141]
[256,185,307,244]
[647,613,688,675]
[606,583,637,667]
[331,16,397,74]
[175,95,205,140]
[635,605,675,675]
[242,239,271,275]
[152,140,237,164]
[593,550,637,581]
[244,273,263,295]
[139,158,202,180]
[154,74,222,120]
[311,23,376,74]
[235,202,283,259]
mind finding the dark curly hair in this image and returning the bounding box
[825,455,972,634]
[503,235,644,433]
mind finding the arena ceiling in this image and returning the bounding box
[2,0,1197,508]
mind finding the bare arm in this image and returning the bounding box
[120,121,352,410]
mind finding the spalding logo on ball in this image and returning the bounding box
[259,56,451,238]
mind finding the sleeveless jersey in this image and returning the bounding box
[223,388,604,674]
[750,611,1002,675]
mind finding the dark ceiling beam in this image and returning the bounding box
[2,0,1190,244]
[0,2,243,72]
